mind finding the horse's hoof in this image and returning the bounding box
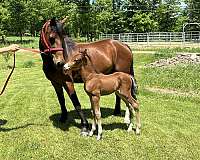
[89,131,94,137]
[127,123,133,132]
[80,127,89,136]
[96,135,102,141]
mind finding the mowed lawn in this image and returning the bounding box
[0,48,200,159]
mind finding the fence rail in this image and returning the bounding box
[99,32,200,47]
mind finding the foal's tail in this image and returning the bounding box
[130,76,138,100]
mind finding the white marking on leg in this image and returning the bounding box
[124,107,131,125]
[135,126,140,135]
[89,119,96,137]
[127,123,133,132]
[96,119,102,140]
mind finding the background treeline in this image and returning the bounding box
[0,0,199,40]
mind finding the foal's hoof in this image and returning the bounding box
[135,128,141,135]
[59,114,68,123]
[96,135,102,141]
[80,127,89,136]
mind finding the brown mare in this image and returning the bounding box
[64,49,141,140]
[39,18,136,135]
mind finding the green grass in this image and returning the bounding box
[0,37,200,159]
[141,64,200,93]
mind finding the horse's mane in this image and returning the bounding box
[63,36,76,55]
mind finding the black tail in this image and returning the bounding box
[128,45,138,94]
[124,43,135,77]
[123,43,138,94]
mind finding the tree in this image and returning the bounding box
[155,0,182,31]
[184,0,200,31]
[0,1,9,37]
[130,12,158,32]
[8,0,28,41]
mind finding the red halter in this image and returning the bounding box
[40,21,64,54]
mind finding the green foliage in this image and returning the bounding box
[0,0,195,38]
[130,12,158,32]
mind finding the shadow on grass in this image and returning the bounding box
[49,108,127,132]
[0,119,48,132]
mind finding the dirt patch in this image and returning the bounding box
[146,53,200,67]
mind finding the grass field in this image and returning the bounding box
[0,38,200,160]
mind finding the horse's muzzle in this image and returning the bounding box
[56,61,65,68]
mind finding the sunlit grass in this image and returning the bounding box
[0,37,200,159]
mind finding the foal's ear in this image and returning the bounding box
[50,17,57,26]
[82,49,88,64]
[83,49,87,56]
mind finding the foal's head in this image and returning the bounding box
[39,17,68,68]
[64,49,88,71]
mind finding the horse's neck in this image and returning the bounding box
[80,60,97,82]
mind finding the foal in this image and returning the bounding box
[64,50,141,140]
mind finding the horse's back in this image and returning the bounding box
[76,39,133,74]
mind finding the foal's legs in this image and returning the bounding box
[89,109,97,137]
[124,107,131,125]
[89,95,102,140]
[63,82,89,135]
[119,92,141,134]
[51,82,68,122]
[127,97,141,135]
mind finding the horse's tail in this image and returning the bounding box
[130,76,138,100]
[124,43,138,94]
[122,43,135,76]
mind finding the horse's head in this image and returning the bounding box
[39,17,68,69]
[63,49,88,72]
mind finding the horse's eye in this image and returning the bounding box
[51,26,57,32]
[74,59,81,63]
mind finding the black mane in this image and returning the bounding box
[63,36,76,55]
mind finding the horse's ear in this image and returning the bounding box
[50,17,57,26]
[60,16,69,24]
[82,49,87,57]
[82,49,88,65]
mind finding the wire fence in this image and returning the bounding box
[99,32,200,47]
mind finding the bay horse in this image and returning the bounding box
[64,49,141,140]
[39,17,136,135]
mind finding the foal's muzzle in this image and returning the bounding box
[63,63,70,71]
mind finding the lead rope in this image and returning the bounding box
[0,52,16,96]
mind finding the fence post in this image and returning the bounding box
[182,32,185,47]
[147,33,149,46]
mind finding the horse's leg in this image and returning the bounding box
[124,107,131,125]
[127,97,141,135]
[89,96,97,137]
[63,82,89,136]
[118,91,141,134]
[114,94,121,115]
[91,95,102,140]
[51,82,68,122]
